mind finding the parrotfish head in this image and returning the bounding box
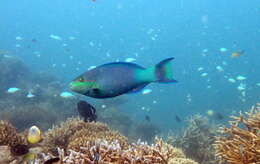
[70,76,99,96]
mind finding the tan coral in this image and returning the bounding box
[169,158,199,164]
[43,117,123,155]
[39,138,198,164]
[214,103,260,164]
[43,117,92,153]
[40,117,198,163]
[0,146,15,164]
[0,121,25,146]
[68,128,129,152]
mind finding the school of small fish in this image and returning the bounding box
[194,47,254,105]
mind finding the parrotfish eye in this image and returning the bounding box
[78,77,84,82]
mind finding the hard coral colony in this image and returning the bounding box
[214,103,260,164]
[42,118,197,164]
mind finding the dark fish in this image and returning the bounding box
[64,48,70,52]
[213,112,225,120]
[145,115,151,122]
[175,115,181,123]
[10,144,29,156]
[77,100,97,122]
[44,157,60,164]
[32,38,37,43]
[70,58,177,98]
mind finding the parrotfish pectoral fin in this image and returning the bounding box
[155,57,177,83]
[126,83,149,94]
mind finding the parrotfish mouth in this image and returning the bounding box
[69,82,74,88]
[69,81,90,95]
[69,82,75,90]
[69,82,80,91]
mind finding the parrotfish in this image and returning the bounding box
[70,57,177,98]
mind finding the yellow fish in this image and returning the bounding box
[206,109,214,116]
[27,125,42,144]
[231,50,244,58]
[23,152,36,163]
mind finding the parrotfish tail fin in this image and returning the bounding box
[155,57,177,83]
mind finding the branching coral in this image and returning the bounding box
[43,117,90,154]
[214,103,260,164]
[0,121,26,146]
[39,117,197,163]
[43,117,125,155]
[68,128,129,152]
[174,114,219,164]
[39,138,198,164]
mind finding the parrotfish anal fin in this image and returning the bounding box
[126,83,148,94]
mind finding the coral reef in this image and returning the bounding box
[43,117,89,154]
[41,117,197,163]
[0,145,16,164]
[0,120,26,146]
[174,114,219,164]
[43,117,128,155]
[0,121,28,163]
[39,138,198,164]
[67,127,129,152]
[214,103,260,164]
[0,118,198,164]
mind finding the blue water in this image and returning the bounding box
[1,0,260,131]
